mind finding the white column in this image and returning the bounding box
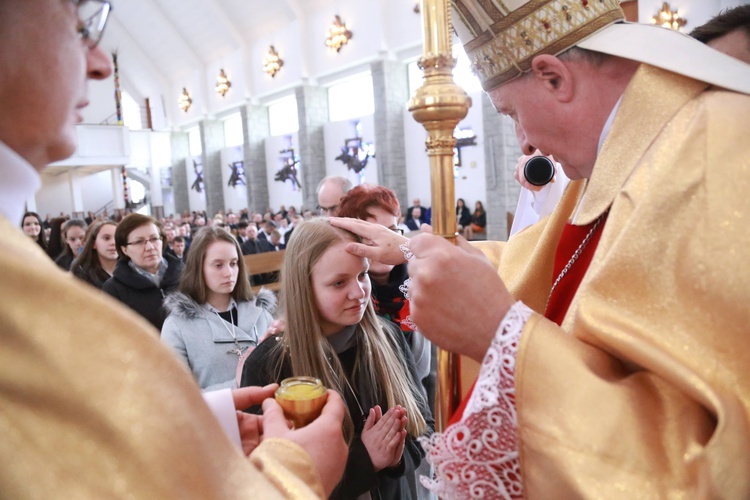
[111,167,125,210]
[25,194,37,213]
[148,132,171,209]
[68,171,85,216]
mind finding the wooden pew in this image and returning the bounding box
[243,250,285,293]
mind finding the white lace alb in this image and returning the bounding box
[419,301,533,499]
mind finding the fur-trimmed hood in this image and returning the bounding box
[164,289,276,320]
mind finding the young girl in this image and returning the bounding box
[162,227,275,391]
[71,220,118,288]
[455,198,471,235]
[54,218,87,270]
[21,211,47,252]
[464,200,487,241]
[241,218,430,499]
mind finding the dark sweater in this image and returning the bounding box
[471,210,487,228]
[457,206,471,227]
[240,321,433,500]
[102,254,183,330]
[72,264,111,290]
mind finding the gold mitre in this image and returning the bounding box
[451,0,750,94]
[451,0,624,90]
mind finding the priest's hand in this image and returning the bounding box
[262,390,348,496]
[330,217,410,265]
[235,410,263,456]
[514,150,557,191]
[408,233,514,362]
[231,384,277,455]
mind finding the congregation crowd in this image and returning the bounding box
[20,178,492,498]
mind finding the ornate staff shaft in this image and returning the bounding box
[408,0,471,431]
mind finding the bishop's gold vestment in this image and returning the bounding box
[476,65,750,498]
[0,216,324,498]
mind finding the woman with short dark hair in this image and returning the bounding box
[161,226,275,390]
[102,213,183,330]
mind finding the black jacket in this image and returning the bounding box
[240,238,273,256]
[240,238,276,286]
[102,254,183,330]
[72,264,111,290]
[54,252,75,271]
[241,321,433,500]
[471,210,487,228]
[457,206,471,227]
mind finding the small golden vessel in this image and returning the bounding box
[274,377,328,428]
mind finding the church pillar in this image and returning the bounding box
[295,85,329,211]
[171,131,190,215]
[371,59,409,210]
[200,119,225,218]
[242,104,270,213]
[482,93,522,241]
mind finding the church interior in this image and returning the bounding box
[30,0,740,240]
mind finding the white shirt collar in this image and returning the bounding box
[573,95,624,223]
[597,94,624,155]
[205,298,239,314]
[0,141,41,225]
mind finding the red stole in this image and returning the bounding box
[544,213,608,326]
[448,214,608,425]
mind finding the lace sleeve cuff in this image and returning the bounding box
[464,301,533,418]
[419,301,533,499]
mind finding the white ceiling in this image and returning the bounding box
[94,0,424,128]
[92,0,740,130]
[106,0,329,80]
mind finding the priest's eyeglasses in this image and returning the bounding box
[125,236,163,248]
[74,0,112,49]
[317,204,338,216]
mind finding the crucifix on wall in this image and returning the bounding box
[227,161,246,188]
[275,141,301,191]
[334,120,375,179]
[191,158,204,193]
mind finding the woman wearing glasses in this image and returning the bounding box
[103,213,184,330]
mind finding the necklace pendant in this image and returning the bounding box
[227,343,248,358]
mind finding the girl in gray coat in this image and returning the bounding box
[162,227,275,390]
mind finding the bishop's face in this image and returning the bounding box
[488,68,597,181]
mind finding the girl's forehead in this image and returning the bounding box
[314,241,367,271]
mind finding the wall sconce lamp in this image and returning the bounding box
[651,2,687,31]
[177,87,192,112]
[215,68,231,97]
[325,15,352,52]
[263,46,284,78]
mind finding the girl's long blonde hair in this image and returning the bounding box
[277,218,426,440]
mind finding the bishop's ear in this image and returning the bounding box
[530,54,574,103]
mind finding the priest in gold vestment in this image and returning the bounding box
[0,1,346,497]
[334,1,750,497]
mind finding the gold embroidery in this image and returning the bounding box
[452,0,624,90]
